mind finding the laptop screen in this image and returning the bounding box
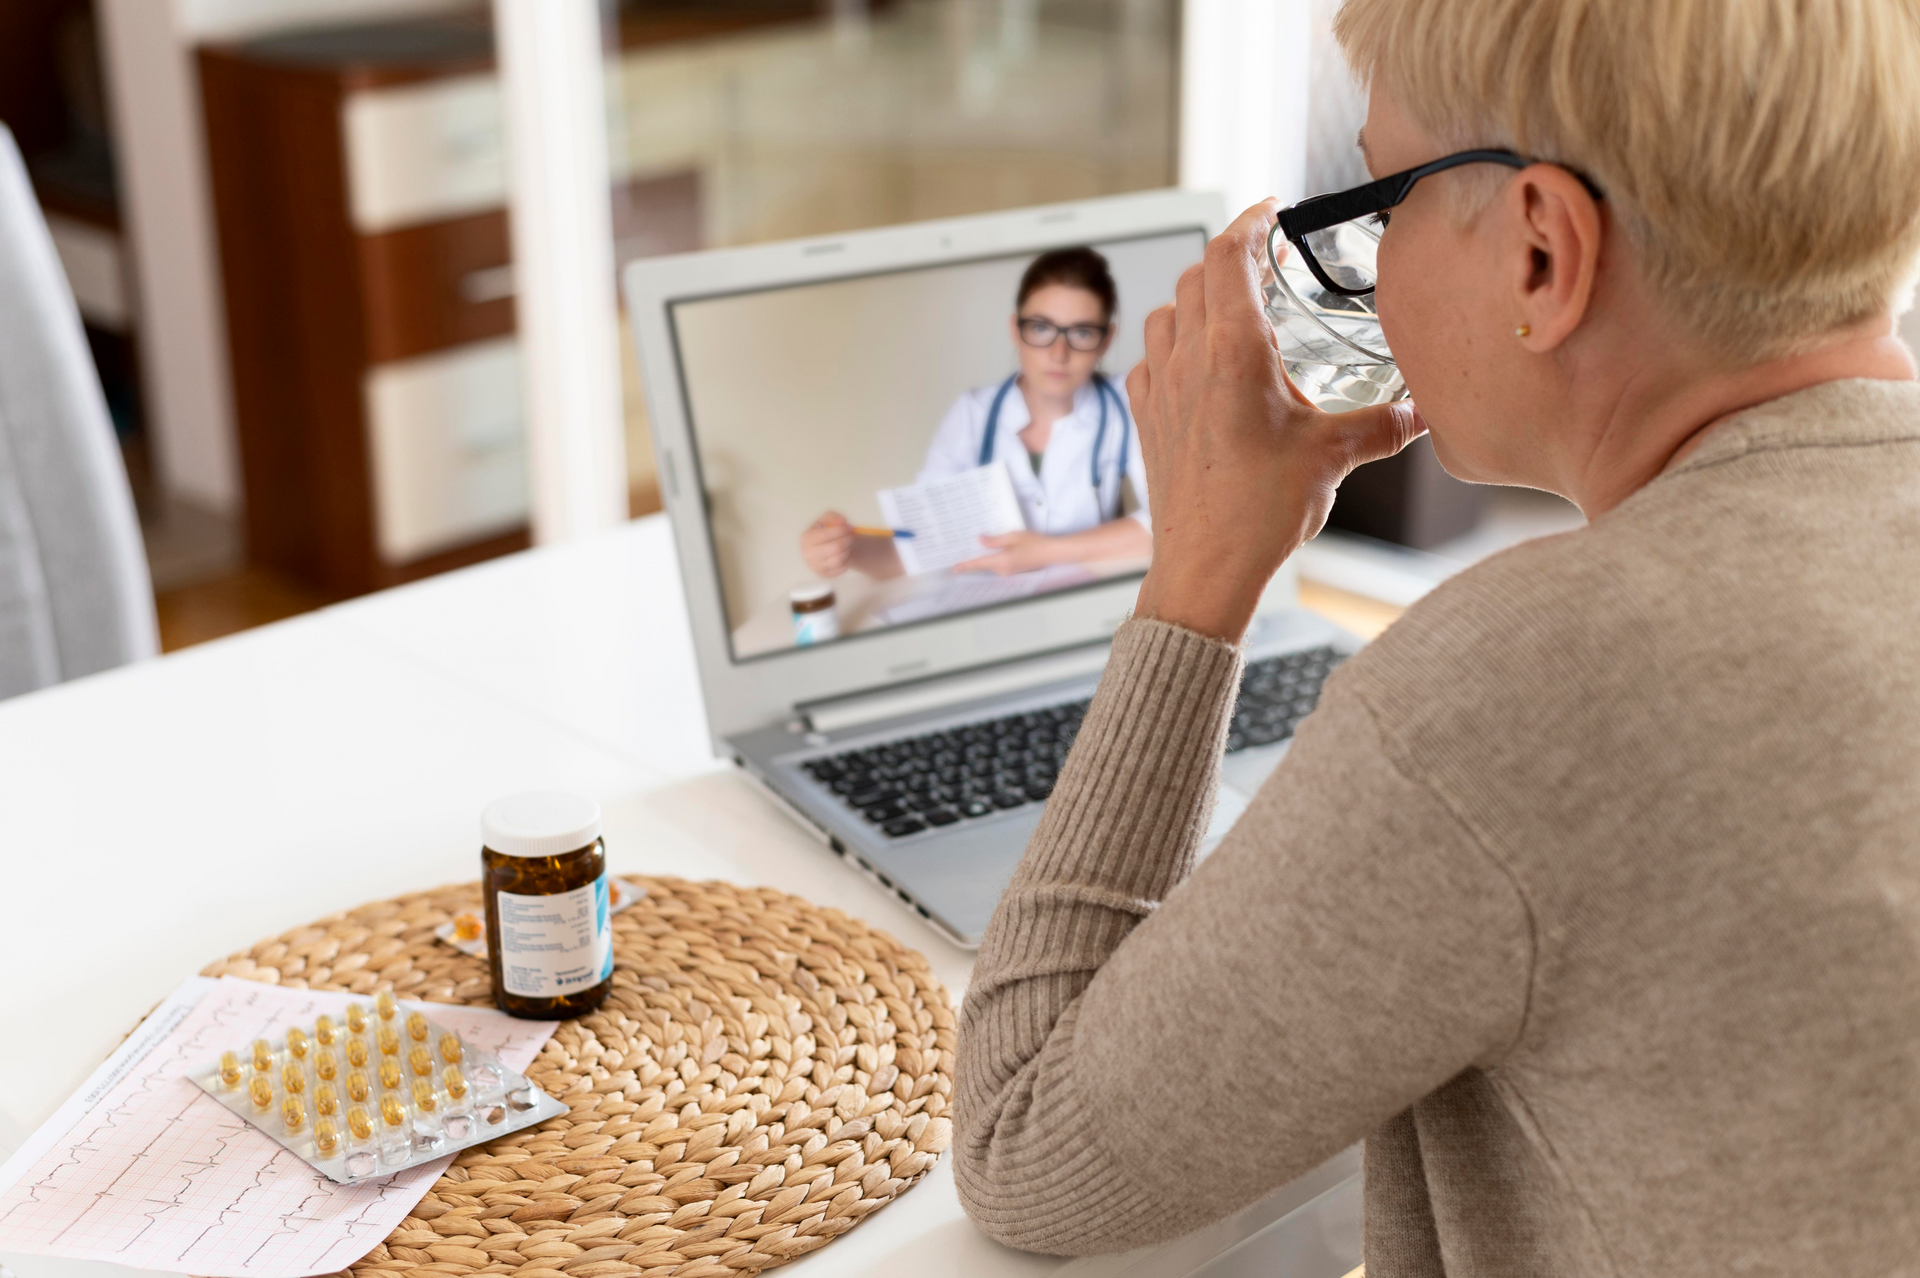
[667,227,1207,663]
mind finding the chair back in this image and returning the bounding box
[0,124,157,699]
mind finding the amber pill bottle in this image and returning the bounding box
[480,792,613,1019]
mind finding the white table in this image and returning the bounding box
[0,516,1360,1278]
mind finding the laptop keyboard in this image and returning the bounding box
[801,644,1346,839]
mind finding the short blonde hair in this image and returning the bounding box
[1334,0,1920,358]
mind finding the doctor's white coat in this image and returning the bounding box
[916,376,1151,536]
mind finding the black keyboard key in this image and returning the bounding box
[906,792,945,812]
[863,802,905,823]
[924,807,961,826]
[961,798,994,818]
[992,790,1027,809]
[848,785,900,808]
[883,816,927,837]
[1024,781,1053,802]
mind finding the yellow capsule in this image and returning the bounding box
[346,1069,371,1102]
[408,1046,434,1078]
[378,1059,402,1091]
[249,1075,274,1111]
[376,1026,399,1057]
[452,912,483,942]
[405,1011,430,1043]
[379,1094,406,1128]
[281,1061,306,1094]
[442,1064,468,1100]
[411,1080,439,1113]
[373,989,397,1022]
[285,1026,309,1059]
[345,1003,367,1034]
[437,1034,463,1065]
[314,1014,336,1047]
[314,1116,340,1157]
[315,1048,338,1081]
[346,1104,373,1141]
[345,1036,368,1068]
[251,1039,273,1072]
[314,1081,339,1117]
[282,1095,306,1132]
[218,1051,243,1088]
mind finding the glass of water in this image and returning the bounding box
[1263,218,1407,412]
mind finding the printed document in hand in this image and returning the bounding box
[0,977,558,1278]
[878,461,1027,575]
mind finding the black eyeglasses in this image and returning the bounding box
[1273,148,1604,298]
[1017,316,1110,352]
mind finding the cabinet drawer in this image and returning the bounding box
[343,73,506,234]
[358,208,514,364]
[343,47,720,235]
[365,337,527,563]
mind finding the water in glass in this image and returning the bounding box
[1263,219,1407,413]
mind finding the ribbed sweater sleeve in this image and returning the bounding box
[953,619,1535,1256]
[952,620,1242,1241]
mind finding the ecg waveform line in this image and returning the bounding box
[0,980,554,1278]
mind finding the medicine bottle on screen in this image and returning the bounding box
[790,584,839,646]
[480,792,614,1019]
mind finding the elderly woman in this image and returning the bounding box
[953,0,1920,1273]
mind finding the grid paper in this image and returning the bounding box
[0,978,557,1278]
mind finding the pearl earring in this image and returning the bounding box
[1514,324,1531,338]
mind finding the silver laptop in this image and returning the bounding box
[624,190,1360,947]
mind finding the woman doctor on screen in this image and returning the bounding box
[800,247,1153,580]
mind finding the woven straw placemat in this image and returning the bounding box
[199,877,956,1278]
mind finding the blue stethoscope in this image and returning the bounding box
[977,372,1131,521]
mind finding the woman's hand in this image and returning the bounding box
[954,531,1059,576]
[801,512,857,577]
[1126,199,1425,643]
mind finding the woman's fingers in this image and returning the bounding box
[1171,261,1208,350]
[1141,303,1176,376]
[801,512,856,577]
[1326,400,1428,471]
[1206,199,1283,334]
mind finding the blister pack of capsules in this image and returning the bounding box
[191,988,567,1183]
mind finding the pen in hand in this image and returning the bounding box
[851,526,916,539]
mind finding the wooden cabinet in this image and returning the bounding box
[199,14,710,593]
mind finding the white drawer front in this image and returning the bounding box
[365,337,527,563]
[344,45,736,234]
[343,73,507,233]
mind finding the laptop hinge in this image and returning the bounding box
[799,643,1111,735]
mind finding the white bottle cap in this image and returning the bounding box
[481,792,602,859]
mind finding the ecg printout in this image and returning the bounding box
[878,461,1027,575]
[0,977,557,1278]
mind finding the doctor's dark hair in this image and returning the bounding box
[1016,248,1117,324]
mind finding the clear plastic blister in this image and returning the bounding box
[191,988,567,1183]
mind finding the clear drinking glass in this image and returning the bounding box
[1263,219,1407,412]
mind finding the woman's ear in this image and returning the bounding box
[1507,166,1603,351]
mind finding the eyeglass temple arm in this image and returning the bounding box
[1276,150,1606,245]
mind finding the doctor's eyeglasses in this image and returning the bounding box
[1273,148,1603,298]
[1017,316,1111,352]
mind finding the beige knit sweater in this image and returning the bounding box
[953,379,1920,1276]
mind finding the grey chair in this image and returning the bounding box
[0,124,156,700]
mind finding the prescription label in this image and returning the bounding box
[495,877,613,998]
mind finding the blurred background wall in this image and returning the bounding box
[9,0,1886,655]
